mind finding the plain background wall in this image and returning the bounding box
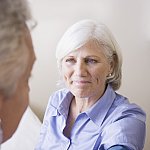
[29,0,150,149]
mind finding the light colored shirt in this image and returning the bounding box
[35,85,146,150]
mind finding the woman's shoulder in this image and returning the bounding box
[48,88,70,108]
[112,93,146,123]
[119,102,146,122]
[101,97,146,150]
[51,88,69,98]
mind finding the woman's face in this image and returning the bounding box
[62,42,113,100]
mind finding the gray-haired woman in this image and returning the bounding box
[36,20,146,150]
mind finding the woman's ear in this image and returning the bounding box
[109,60,114,75]
[109,53,117,74]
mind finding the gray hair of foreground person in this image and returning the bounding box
[56,19,122,91]
[0,0,32,97]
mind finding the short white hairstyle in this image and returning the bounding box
[56,19,122,90]
[0,0,32,97]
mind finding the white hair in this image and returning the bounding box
[56,19,122,90]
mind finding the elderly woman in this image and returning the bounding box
[0,0,35,144]
[36,20,146,150]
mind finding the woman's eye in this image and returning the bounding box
[65,58,76,63]
[85,58,98,64]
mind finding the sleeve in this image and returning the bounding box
[108,145,130,150]
[100,105,146,150]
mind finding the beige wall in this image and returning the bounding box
[29,0,150,149]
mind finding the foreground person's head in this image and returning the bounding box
[0,0,36,143]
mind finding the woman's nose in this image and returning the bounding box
[74,60,87,77]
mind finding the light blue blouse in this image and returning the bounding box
[35,85,146,150]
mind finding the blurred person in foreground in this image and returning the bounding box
[36,20,146,150]
[0,0,36,144]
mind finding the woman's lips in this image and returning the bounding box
[73,80,91,86]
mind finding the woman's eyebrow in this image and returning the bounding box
[85,55,101,59]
